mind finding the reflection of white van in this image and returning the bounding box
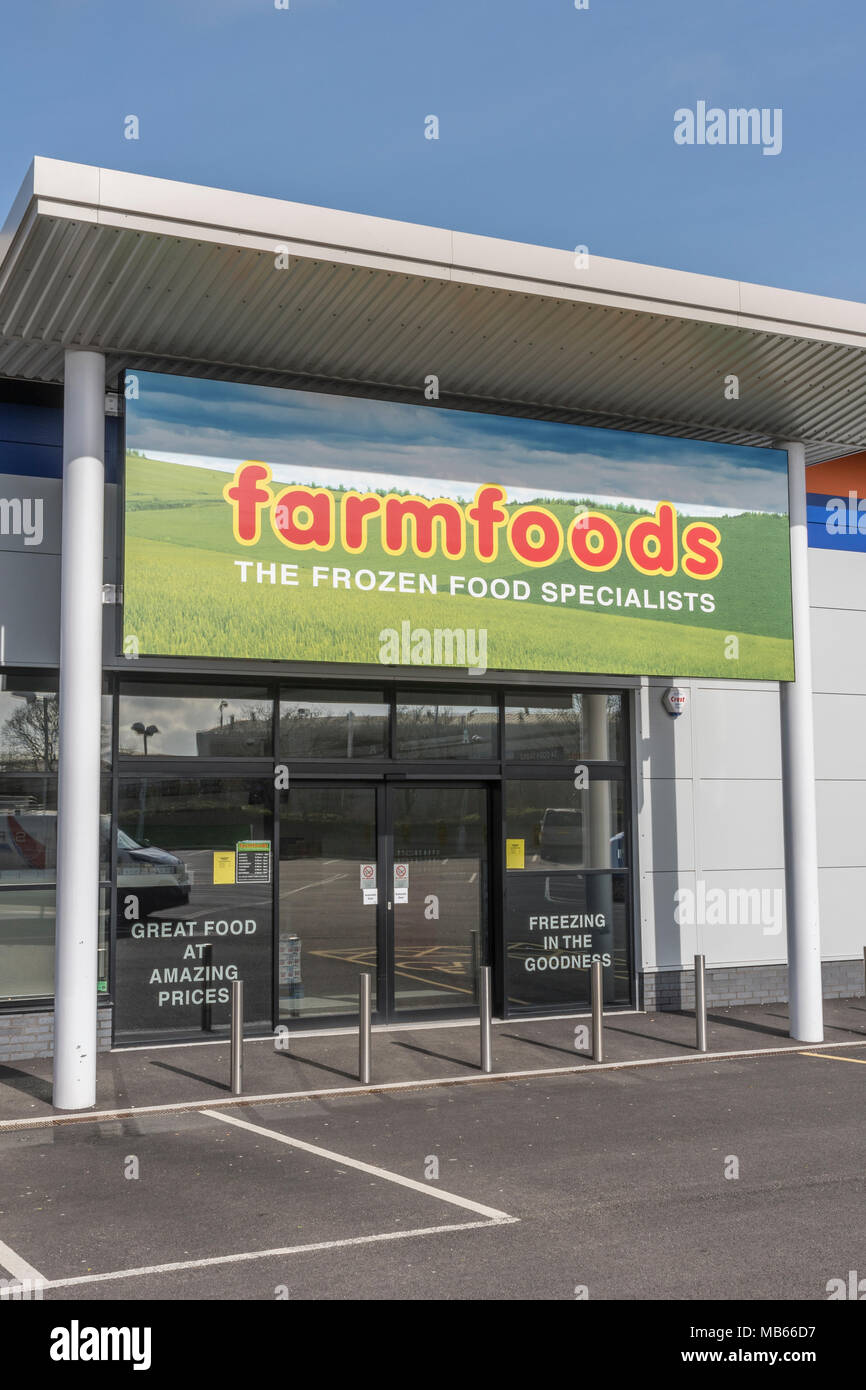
[538,807,585,865]
[0,807,55,877]
[0,807,190,914]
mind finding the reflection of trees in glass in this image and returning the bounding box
[118,700,273,757]
[2,693,59,770]
[505,693,622,762]
[279,703,387,759]
[396,703,493,756]
[194,701,272,756]
[117,778,270,850]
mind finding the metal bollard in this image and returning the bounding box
[359,971,372,1084]
[230,979,244,1095]
[479,965,493,1073]
[695,953,707,1052]
[201,942,213,1033]
[591,959,604,1062]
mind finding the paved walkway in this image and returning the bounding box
[1,997,863,1125]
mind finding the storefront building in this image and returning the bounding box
[1,159,865,1108]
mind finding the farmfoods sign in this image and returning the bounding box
[123,371,795,679]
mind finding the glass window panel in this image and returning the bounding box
[505,776,626,871]
[0,777,112,884]
[0,887,109,1001]
[0,777,57,883]
[504,691,623,762]
[113,776,273,1043]
[279,787,377,1019]
[0,677,59,772]
[504,871,629,1012]
[0,675,114,770]
[391,785,487,1013]
[395,691,497,760]
[101,688,114,768]
[279,689,388,760]
[118,683,272,758]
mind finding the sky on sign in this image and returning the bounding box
[128,372,789,515]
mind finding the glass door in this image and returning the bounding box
[278,781,489,1024]
[278,784,379,1021]
[387,784,488,1016]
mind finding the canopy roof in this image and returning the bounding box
[1,158,865,463]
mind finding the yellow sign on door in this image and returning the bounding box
[213,851,236,884]
[505,838,525,870]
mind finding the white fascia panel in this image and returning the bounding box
[96,166,454,268]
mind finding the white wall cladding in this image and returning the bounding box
[636,548,866,978]
[810,546,866,964]
[635,678,788,974]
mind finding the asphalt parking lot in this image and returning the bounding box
[0,1040,863,1302]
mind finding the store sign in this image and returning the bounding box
[123,371,795,679]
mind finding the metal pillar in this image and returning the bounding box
[777,441,823,1043]
[52,350,105,1110]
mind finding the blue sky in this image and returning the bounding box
[128,371,790,514]
[1,0,864,300]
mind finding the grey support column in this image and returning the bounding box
[778,440,823,1043]
[53,349,106,1110]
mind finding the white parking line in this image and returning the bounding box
[204,1108,516,1221]
[281,873,347,896]
[0,1237,44,1284]
[24,1219,509,1292]
[0,1112,517,1295]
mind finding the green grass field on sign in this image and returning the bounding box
[123,455,795,679]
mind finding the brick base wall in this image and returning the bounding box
[0,1007,112,1063]
[640,959,865,1012]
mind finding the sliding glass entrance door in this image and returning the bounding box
[389,784,488,1015]
[278,785,378,1020]
[277,781,489,1024]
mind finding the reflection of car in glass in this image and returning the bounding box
[113,826,191,921]
[540,826,626,910]
[0,805,190,919]
[538,807,585,864]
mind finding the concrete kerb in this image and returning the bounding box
[1,1035,864,1134]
